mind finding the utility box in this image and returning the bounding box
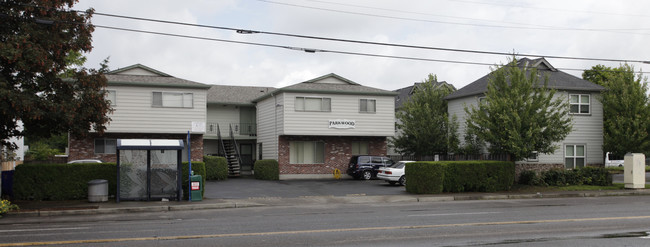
[190,175,203,201]
[624,153,646,189]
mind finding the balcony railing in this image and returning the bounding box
[206,123,256,136]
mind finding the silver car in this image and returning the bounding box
[377,161,414,186]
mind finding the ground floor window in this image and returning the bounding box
[565,144,585,169]
[290,141,324,164]
[95,139,117,154]
[351,141,369,155]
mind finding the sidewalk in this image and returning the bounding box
[4,187,650,222]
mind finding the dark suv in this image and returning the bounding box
[347,155,395,180]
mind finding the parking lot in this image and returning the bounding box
[204,178,408,199]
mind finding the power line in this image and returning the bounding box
[89,11,650,65]
[256,0,650,33]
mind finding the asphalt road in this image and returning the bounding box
[2,196,650,246]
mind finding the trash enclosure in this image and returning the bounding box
[116,139,184,202]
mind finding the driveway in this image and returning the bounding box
[204,178,408,199]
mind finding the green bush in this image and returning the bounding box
[405,161,515,194]
[518,170,541,186]
[204,156,228,180]
[405,162,445,194]
[254,159,279,180]
[13,163,117,200]
[181,161,206,199]
[535,167,612,187]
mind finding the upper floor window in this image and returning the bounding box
[105,90,116,106]
[359,99,376,113]
[295,97,331,112]
[569,94,590,114]
[152,92,193,108]
[95,139,116,154]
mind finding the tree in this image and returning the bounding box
[465,58,573,161]
[0,1,112,158]
[391,74,457,158]
[583,64,650,156]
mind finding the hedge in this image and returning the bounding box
[13,163,117,200]
[204,156,228,180]
[405,162,445,194]
[12,161,207,201]
[519,167,612,186]
[254,159,279,180]
[405,161,515,194]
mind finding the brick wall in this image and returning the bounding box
[277,136,387,175]
[69,133,204,162]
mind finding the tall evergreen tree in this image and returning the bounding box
[465,58,573,161]
[391,74,457,158]
[583,64,650,156]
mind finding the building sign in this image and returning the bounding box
[191,121,206,133]
[329,119,356,129]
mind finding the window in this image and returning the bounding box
[526,151,539,162]
[106,90,116,106]
[359,99,376,113]
[295,97,331,112]
[569,94,590,114]
[565,145,585,169]
[290,141,325,164]
[95,139,116,154]
[152,92,193,108]
[351,142,369,155]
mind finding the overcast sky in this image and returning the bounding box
[74,0,650,91]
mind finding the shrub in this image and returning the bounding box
[518,170,540,186]
[405,162,445,194]
[0,199,19,217]
[13,163,117,200]
[254,160,279,180]
[539,167,612,187]
[204,156,228,180]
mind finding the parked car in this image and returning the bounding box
[347,155,395,180]
[377,161,414,186]
[67,159,104,164]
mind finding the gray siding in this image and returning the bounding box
[106,85,207,134]
[256,95,282,160]
[281,92,395,136]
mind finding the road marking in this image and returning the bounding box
[3,215,650,246]
[408,211,502,217]
[0,227,89,233]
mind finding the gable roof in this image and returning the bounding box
[208,85,276,106]
[253,73,397,102]
[445,57,605,100]
[106,64,210,89]
[394,81,455,109]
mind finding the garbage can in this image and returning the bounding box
[190,175,202,201]
[88,179,108,202]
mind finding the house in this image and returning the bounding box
[68,64,211,162]
[253,73,397,179]
[204,85,274,175]
[445,58,606,172]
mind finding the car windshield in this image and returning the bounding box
[389,162,405,169]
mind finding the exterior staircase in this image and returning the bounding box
[217,124,241,177]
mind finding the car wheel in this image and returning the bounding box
[398,176,406,186]
[362,170,372,180]
[388,181,396,185]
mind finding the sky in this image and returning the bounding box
[73,0,650,91]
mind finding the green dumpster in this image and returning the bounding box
[190,175,203,201]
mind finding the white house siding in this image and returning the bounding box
[105,85,207,134]
[448,91,604,166]
[256,95,283,160]
[206,105,239,132]
[281,93,395,137]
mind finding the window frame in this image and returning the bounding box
[106,90,116,106]
[525,151,539,162]
[152,91,194,108]
[564,144,586,169]
[351,141,369,155]
[294,96,331,112]
[289,141,325,164]
[94,138,117,154]
[359,98,377,113]
[569,94,590,115]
